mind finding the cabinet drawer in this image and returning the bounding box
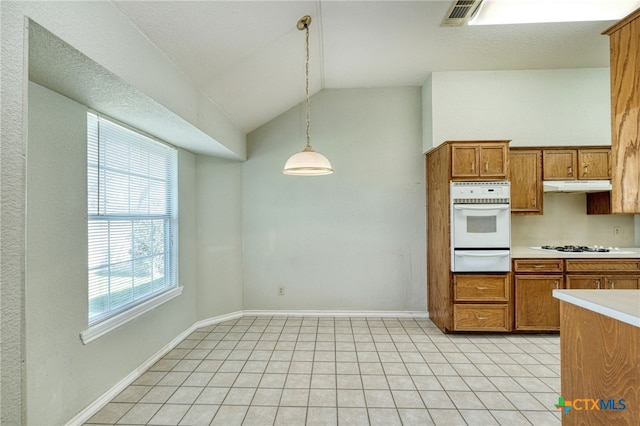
[453,304,510,332]
[514,259,564,273]
[566,259,640,272]
[454,274,509,301]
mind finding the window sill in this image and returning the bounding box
[80,286,183,345]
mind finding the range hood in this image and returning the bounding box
[543,180,612,193]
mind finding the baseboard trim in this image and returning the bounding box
[65,310,243,426]
[243,310,430,318]
[66,309,427,425]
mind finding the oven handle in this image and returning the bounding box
[454,250,510,257]
[453,205,510,210]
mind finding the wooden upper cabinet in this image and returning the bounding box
[578,149,611,179]
[450,141,509,180]
[543,150,577,180]
[604,8,640,213]
[451,145,479,178]
[543,148,611,181]
[509,149,542,214]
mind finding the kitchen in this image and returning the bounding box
[3,1,640,425]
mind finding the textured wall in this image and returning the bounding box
[243,88,426,312]
[1,3,27,424]
[25,82,199,425]
[425,68,610,150]
[195,155,244,319]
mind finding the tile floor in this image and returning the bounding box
[86,316,562,425]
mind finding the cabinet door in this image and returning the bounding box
[515,275,562,331]
[605,10,640,213]
[578,149,610,180]
[451,145,479,178]
[509,150,542,213]
[479,145,508,178]
[543,150,577,180]
[566,275,603,289]
[605,276,640,289]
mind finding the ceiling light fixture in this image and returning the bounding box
[468,0,640,25]
[283,15,333,176]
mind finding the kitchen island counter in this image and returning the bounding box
[553,289,640,327]
[554,289,639,425]
[512,246,640,258]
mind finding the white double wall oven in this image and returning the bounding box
[450,181,511,272]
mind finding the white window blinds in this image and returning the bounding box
[87,113,178,325]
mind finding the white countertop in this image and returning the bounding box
[512,246,640,258]
[553,289,640,328]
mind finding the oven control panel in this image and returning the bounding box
[451,181,510,204]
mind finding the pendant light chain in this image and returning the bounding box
[282,15,333,176]
[304,21,311,150]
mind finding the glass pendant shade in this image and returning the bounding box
[283,15,333,177]
[283,146,333,176]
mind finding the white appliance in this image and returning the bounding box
[451,181,511,272]
[542,180,612,193]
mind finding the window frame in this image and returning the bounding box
[81,112,181,344]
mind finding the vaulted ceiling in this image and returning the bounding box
[111,1,616,134]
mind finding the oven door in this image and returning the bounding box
[452,204,510,248]
[452,250,511,272]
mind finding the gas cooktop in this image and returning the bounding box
[531,245,634,254]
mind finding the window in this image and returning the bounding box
[87,113,178,326]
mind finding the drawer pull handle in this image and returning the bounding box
[476,316,487,321]
[485,161,489,172]
[533,265,545,269]
[554,281,559,289]
[568,166,573,176]
[596,279,600,289]
[471,161,475,173]
[476,286,488,290]
[583,165,588,176]
[610,281,615,289]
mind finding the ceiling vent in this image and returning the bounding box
[441,0,484,27]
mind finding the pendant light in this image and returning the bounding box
[283,15,334,176]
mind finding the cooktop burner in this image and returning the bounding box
[540,245,610,253]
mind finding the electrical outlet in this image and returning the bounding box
[278,286,285,296]
[613,226,621,236]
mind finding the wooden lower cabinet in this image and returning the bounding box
[567,275,640,289]
[515,275,563,331]
[454,274,509,301]
[454,304,510,331]
[452,274,511,331]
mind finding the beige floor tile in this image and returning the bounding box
[194,387,228,405]
[87,402,133,424]
[274,406,307,425]
[178,404,218,425]
[139,386,177,404]
[251,388,282,406]
[368,408,402,426]
[167,387,203,405]
[306,407,337,426]
[364,390,395,408]
[111,386,151,403]
[242,406,278,426]
[148,404,190,425]
[210,405,248,426]
[337,407,369,425]
[459,409,499,425]
[280,388,309,406]
[116,403,161,424]
[398,408,435,426]
[428,408,466,426]
[309,388,337,407]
